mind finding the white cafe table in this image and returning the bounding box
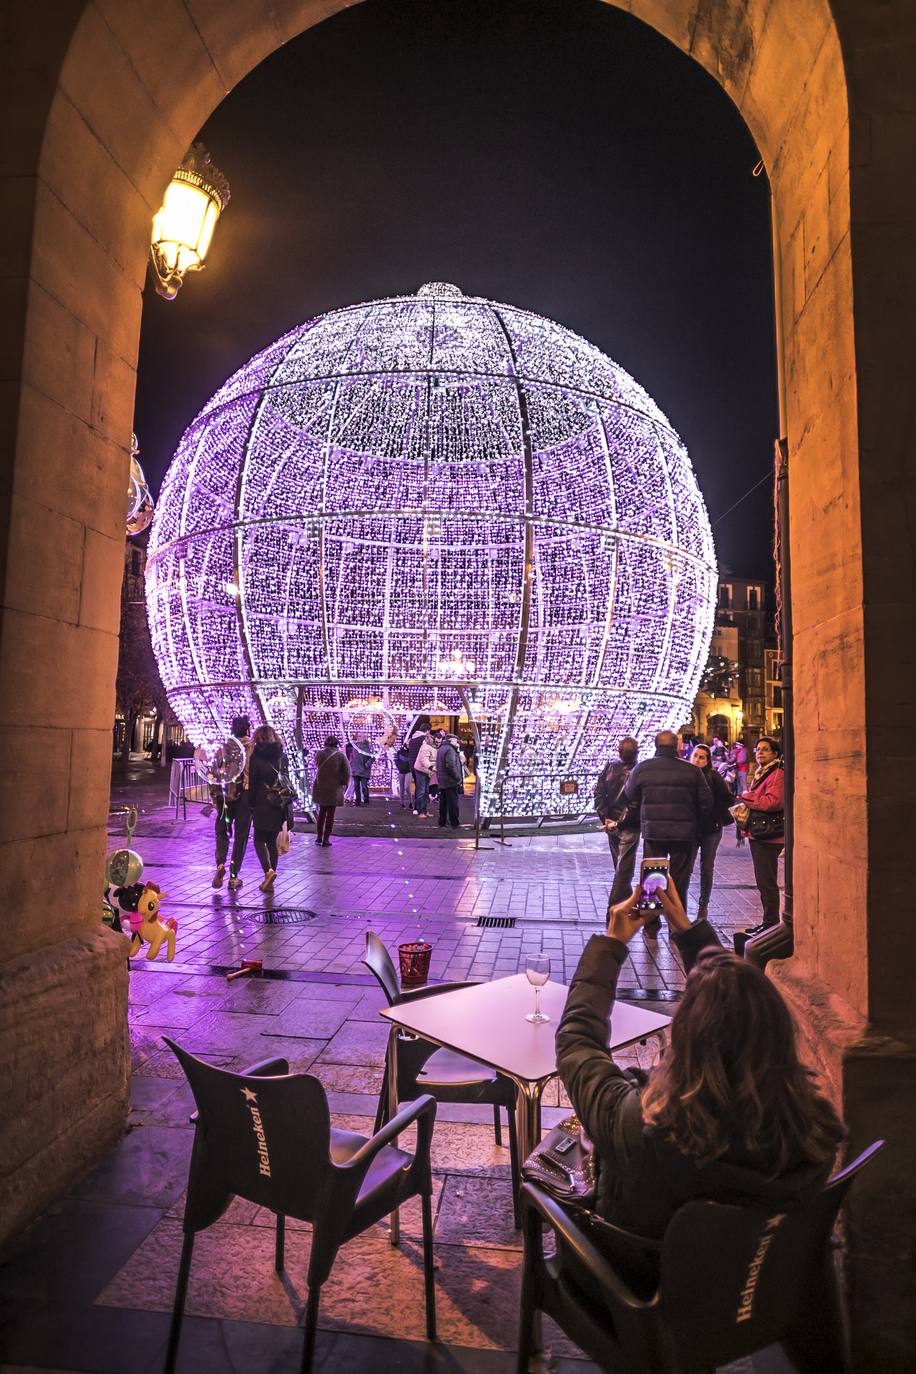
[379,972,671,1166]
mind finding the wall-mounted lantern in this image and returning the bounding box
[149,142,230,300]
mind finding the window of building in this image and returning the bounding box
[746,585,761,611]
[131,549,141,577]
[719,583,733,609]
[747,668,763,692]
[747,638,763,661]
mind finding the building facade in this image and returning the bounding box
[692,575,781,747]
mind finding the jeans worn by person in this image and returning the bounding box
[438,785,460,829]
[353,776,370,805]
[607,826,640,906]
[214,794,235,866]
[398,770,412,807]
[254,827,278,873]
[413,769,429,814]
[229,795,252,881]
[750,839,782,925]
[693,828,722,916]
[316,805,336,844]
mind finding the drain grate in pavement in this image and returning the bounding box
[476,916,517,928]
[254,908,319,926]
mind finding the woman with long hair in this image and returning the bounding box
[247,724,290,892]
[556,880,843,1288]
[739,734,785,932]
[687,742,735,920]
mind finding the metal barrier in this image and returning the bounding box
[168,757,209,819]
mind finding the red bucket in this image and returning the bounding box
[398,940,432,987]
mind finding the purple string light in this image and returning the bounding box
[146,284,716,816]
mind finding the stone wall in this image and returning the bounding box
[0,1,913,1365]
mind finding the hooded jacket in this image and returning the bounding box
[556,921,842,1286]
[624,743,713,843]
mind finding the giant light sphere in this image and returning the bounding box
[147,283,716,817]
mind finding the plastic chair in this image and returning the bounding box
[162,1040,438,1374]
[517,1140,885,1374]
[362,930,521,1224]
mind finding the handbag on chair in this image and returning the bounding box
[522,1115,596,1207]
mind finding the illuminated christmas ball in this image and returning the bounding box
[147,284,716,817]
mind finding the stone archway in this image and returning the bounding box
[1,1,913,1365]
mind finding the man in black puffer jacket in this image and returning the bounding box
[625,729,712,930]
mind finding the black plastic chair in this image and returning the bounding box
[517,1140,885,1374]
[163,1039,438,1374]
[362,930,521,1225]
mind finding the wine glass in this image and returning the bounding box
[525,955,551,1023]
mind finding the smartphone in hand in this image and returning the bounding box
[636,856,670,911]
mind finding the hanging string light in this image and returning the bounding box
[146,284,717,816]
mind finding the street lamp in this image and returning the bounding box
[149,142,230,300]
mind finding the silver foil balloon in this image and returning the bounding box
[127,434,154,536]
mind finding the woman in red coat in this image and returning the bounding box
[740,735,785,930]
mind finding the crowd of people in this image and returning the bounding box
[206,716,844,1321]
[209,716,471,891]
[210,715,782,927]
[595,728,785,938]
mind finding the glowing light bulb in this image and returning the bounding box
[147,285,716,818]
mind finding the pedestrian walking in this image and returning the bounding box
[435,732,464,829]
[733,736,749,794]
[226,720,255,891]
[624,728,713,936]
[736,735,785,932]
[350,734,375,806]
[247,725,291,893]
[685,743,735,921]
[594,737,641,906]
[212,714,251,889]
[311,735,350,847]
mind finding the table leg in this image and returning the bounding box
[514,1077,546,1163]
[514,1077,548,1356]
[387,1027,400,1247]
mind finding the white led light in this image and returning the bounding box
[147,284,716,816]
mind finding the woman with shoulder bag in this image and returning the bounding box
[739,735,785,931]
[248,725,292,893]
[687,743,735,921]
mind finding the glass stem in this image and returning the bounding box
[535,986,541,1019]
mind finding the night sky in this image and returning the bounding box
[134,0,778,578]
